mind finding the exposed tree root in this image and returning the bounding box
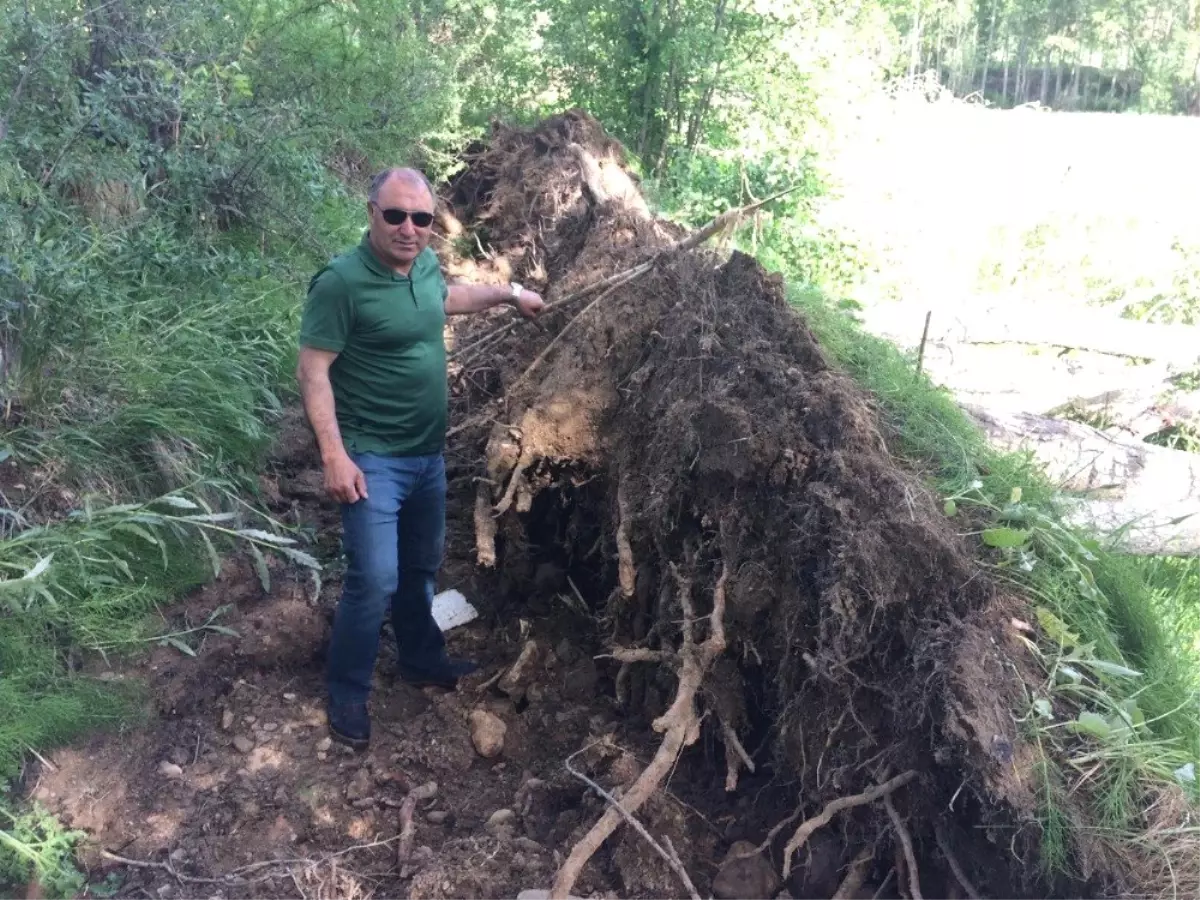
[549,563,729,900]
[936,823,982,900]
[564,747,701,900]
[782,770,918,877]
[395,793,417,877]
[833,847,876,900]
[885,794,923,900]
[473,481,497,567]
[721,720,755,792]
[493,443,534,516]
[615,475,636,599]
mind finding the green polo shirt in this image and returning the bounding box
[299,233,449,457]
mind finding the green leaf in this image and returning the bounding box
[1067,711,1111,739]
[113,523,160,546]
[279,546,321,570]
[198,530,222,579]
[206,624,240,637]
[943,499,957,517]
[1035,607,1079,647]
[1077,658,1142,679]
[249,544,270,594]
[1033,698,1053,719]
[982,527,1031,549]
[162,636,196,657]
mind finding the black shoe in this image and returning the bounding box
[327,701,370,751]
[398,658,480,690]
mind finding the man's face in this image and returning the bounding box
[368,176,435,269]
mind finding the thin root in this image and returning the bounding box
[935,823,982,900]
[885,793,922,900]
[782,770,917,877]
[721,720,755,792]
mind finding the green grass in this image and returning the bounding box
[791,285,1200,889]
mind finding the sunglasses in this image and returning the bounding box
[376,205,434,228]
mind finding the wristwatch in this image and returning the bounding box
[508,282,523,304]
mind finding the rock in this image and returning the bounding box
[157,760,184,779]
[515,837,544,854]
[169,848,187,862]
[468,710,507,758]
[426,810,449,824]
[346,768,373,802]
[485,808,517,839]
[283,693,297,701]
[262,722,278,733]
[232,735,255,754]
[315,737,332,753]
[317,751,328,761]
[351,797,376,809]
[712,840,781,900]
[516,891,583,900]
[221,709,235,731]
[498,640,540,698]
[411,781,439,801]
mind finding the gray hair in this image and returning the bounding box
[368,167,436,207]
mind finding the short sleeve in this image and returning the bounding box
[299,267,353,352]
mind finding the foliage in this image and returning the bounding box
[0,803,86,899]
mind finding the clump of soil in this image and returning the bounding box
[443,109,1059,898]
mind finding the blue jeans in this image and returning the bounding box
[326,452,448,707]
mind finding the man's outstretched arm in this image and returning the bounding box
[445,283,544,318]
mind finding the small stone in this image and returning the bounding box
[316,737,332,753]
[351,797,376,809]
[426,810,449,824]
[169,848,187,862]
[389,752,403,764]
[317,751,328,761]
[283,693,297,701]
[469,709,507,759]
[346,768,373,802]
[157,885,174,898]
[410,781,439,801]
[221,709,235,731]
[485,808,517,839]
[233,735,255,754]
[158,760,184,779]
[262,722,278,733]
[243,715,257,725]
[712,840,781,900]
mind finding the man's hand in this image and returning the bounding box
[324,452,368,504]
[513,289,545,319]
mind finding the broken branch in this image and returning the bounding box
[885,794,922,900]
[782,770,918,877]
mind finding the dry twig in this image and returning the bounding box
[550,564,730,900]
[935,823,982,900]
[781,770,918,877]
[885,794,922,900]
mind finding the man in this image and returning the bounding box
[297,167,544,750]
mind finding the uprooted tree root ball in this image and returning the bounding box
[439,110,1081,899]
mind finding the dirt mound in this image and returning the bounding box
[442,111,1056,898]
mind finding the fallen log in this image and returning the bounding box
[963,404,1200,556]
